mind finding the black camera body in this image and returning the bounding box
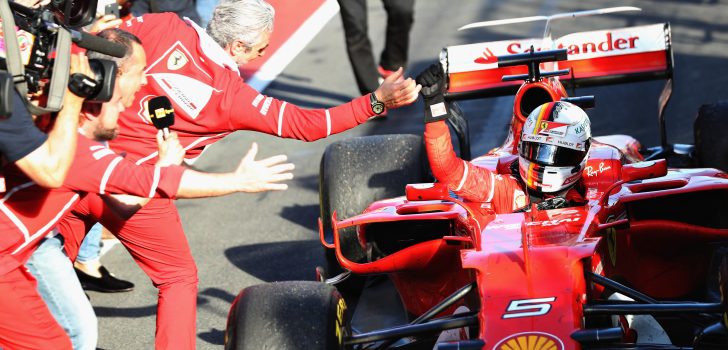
[0,0,129,118]
[6,5,61,94]
[2,1,116,102]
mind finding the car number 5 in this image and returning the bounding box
[502,297,556,319]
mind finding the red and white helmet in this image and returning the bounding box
[518,101,591,193]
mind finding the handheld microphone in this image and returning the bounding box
[147,96,175,138]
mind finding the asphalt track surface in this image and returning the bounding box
[93,1,728,348]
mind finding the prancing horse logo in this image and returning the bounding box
[167,49,189,71]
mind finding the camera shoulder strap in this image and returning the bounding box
[44,28,71,111]
[0,0,71,115]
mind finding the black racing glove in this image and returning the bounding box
[415,63,450,123]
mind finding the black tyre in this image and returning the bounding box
[225,281,349,350]
[694,100,728,172]
[319,134,427,289]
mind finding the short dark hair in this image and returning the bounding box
[86,28,142,69]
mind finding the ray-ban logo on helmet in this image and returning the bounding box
[167,49,189,71]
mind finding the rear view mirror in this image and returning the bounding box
[405,183,449,201]
[621,159,667,182]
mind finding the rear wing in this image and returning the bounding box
[444,23,673,99]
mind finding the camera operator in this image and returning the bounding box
[2,0,97,188]
[0,52,94,350]
[0,52,91,188]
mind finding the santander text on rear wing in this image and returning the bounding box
[444,23,673,99]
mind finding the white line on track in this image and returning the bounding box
[246,0,341,92]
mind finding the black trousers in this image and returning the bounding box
[338,0,415,94]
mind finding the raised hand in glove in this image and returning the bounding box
[415,63,450,123]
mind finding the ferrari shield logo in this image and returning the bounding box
[167,49,189,71]
[538,121,569,137]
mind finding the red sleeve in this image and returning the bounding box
[424,121,495,202]
[225,78,375,141]
[55,194,98,261]
[97,159,185,198]
[63,137,185,198]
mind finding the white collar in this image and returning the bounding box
[184,17,240,74]
[78,127,89,138]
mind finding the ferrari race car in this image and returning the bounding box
[225,7,728,350]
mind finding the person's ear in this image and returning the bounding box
[80,105,101,123]
[80,110,95,123]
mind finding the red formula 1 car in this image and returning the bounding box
[225,7,728,350]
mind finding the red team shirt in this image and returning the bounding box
[0,134,185,275]
[1,12,382,349]
[110,13,379,164]
[93,14,385,349]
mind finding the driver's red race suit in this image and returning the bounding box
[0,134,185,350]
[96,13,383,349]
[424,121,583,213]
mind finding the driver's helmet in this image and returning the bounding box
[518,101,591,193]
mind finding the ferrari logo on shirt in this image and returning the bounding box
[144,42,219,120]
[167,49,189,71]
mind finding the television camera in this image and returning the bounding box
[0,0,127,116]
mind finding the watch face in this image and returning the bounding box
[372,102,384,114]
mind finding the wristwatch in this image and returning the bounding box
[370,93,385,115]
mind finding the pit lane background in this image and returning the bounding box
[92,0,728,348]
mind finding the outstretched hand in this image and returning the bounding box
[234,143,295,192]
[373,67,422,109]
[89,14,123,33]
[415,63,450,123]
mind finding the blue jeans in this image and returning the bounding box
[26,235,98,350]
[77,222,102,264]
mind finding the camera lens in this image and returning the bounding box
[51,0,97,28]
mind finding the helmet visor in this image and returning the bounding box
[520,141,589,167]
